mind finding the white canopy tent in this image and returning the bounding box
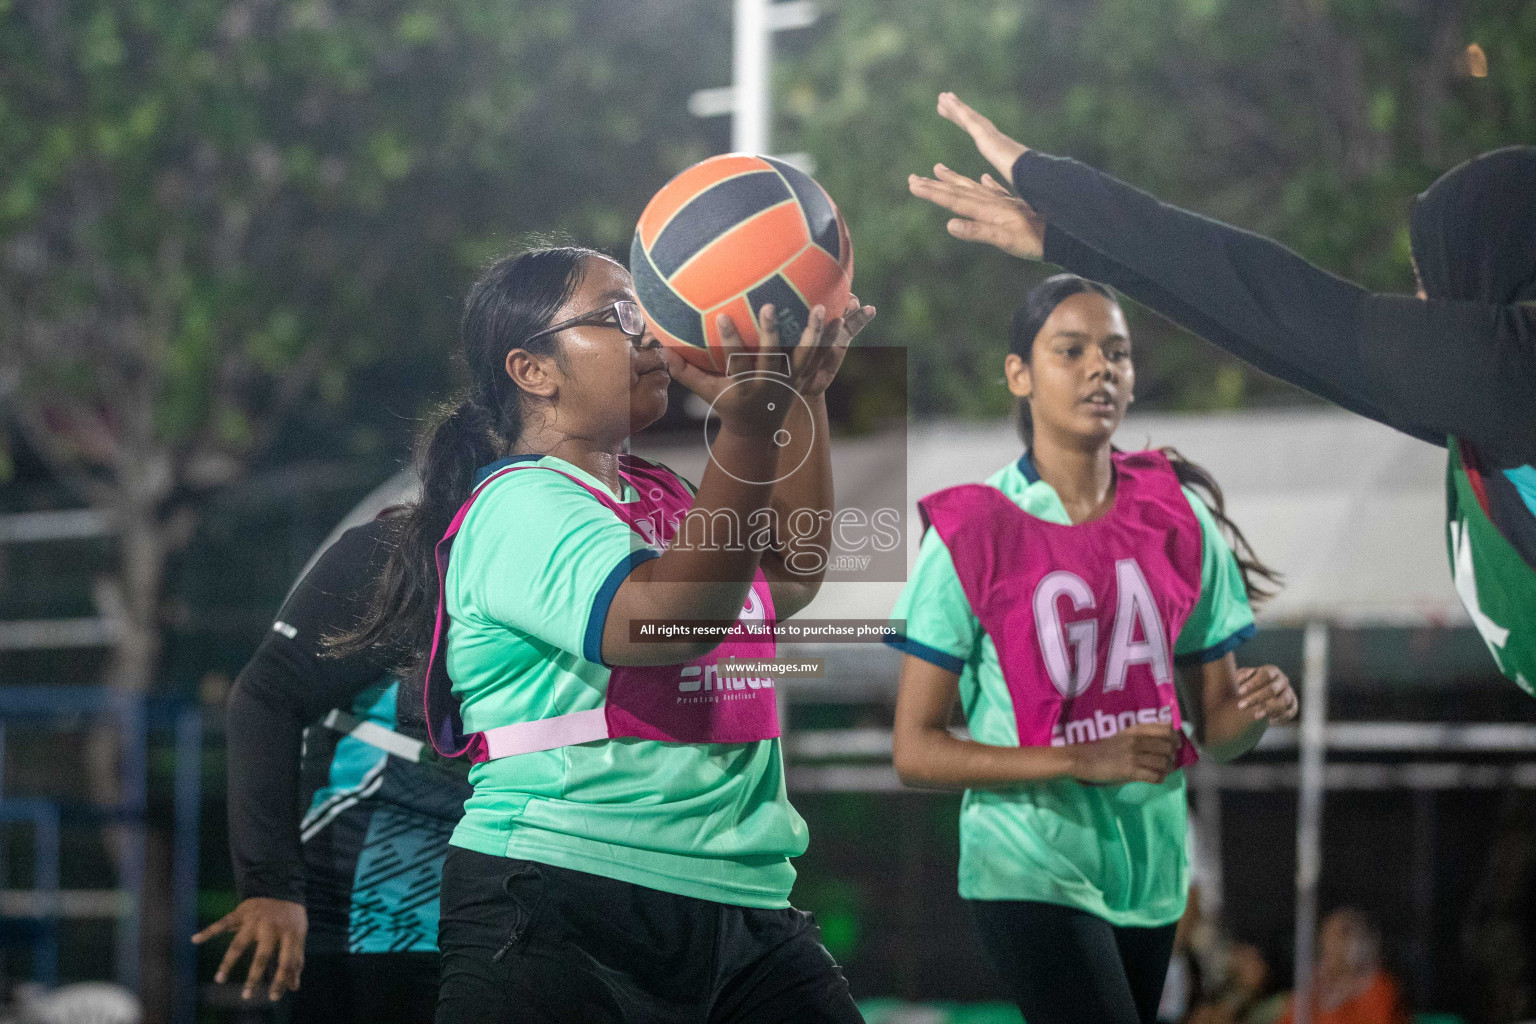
[721,407,1468,628]
[320,406,1467,628]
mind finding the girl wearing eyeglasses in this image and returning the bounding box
[331,245,874,1023]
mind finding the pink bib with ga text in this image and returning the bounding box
[917,451,1203,769]
[423,454,780,763]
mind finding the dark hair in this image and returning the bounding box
[1409,145,1536,305]
[1009,274,1281,605]
[1008,273,1117,447]
[329,245,605,663]
[1159,446,1280,604]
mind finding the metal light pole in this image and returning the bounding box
[688,0,818,170]
[1293,621,1331,1024]
[732,0,769,154]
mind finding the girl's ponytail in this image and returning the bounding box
[327,244,605,665]
[328,397,500,662]
[1161,446,1282,606]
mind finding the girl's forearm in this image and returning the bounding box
[606,425,792,664]
[766,394,833,583]
[1197,686,1270,762]
[1186,656,1276,763]
[893,726,1078,790]
[646,424,781,619]
[1201,713,1268,763]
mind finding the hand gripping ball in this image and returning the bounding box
[630,154,854,373]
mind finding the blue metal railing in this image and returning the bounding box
[0,687,202,1024]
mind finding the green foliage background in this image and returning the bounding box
[2,0,1532,466]
[778,0,1535,419]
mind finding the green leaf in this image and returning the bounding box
[395,10,443,45]
[368,131,412,181]
[1370,89,1397,134]
[81,8,126,70]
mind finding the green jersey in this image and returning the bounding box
[445,454,807,908]
[889,456,1255,927]
[1447,440,1536,696]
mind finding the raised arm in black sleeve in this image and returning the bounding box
[226,519,395,903]
[1355,296,1536,466]
[1011,150,1536,463]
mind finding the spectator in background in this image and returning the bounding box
[1188,941,1287,1024]
[1279,909,1408,1024]
[1224,943,1287,1024]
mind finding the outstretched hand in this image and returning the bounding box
[936,92,1029,183]
[192,896,307,1002]
[908,163,1046,260]
[910,93,1045,260]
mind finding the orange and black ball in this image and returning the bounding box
[631,154,854,373]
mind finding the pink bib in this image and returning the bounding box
[918,451,1202,769]
[424,454,780,762]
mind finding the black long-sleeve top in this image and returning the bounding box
[1010,150,1536,470]
[226,520,395,903]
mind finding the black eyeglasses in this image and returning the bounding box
[524,299,646,345]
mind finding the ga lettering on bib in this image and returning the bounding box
[918,450,1202,768]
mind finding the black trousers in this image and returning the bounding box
[971,900,1177,1024]
[290,951,440,1024]
[435,847,864,1024]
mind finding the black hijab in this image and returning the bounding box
[1409,145,1536,305]
[1409,146,1536,556]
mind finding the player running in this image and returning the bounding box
[889,274,1298,1024]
